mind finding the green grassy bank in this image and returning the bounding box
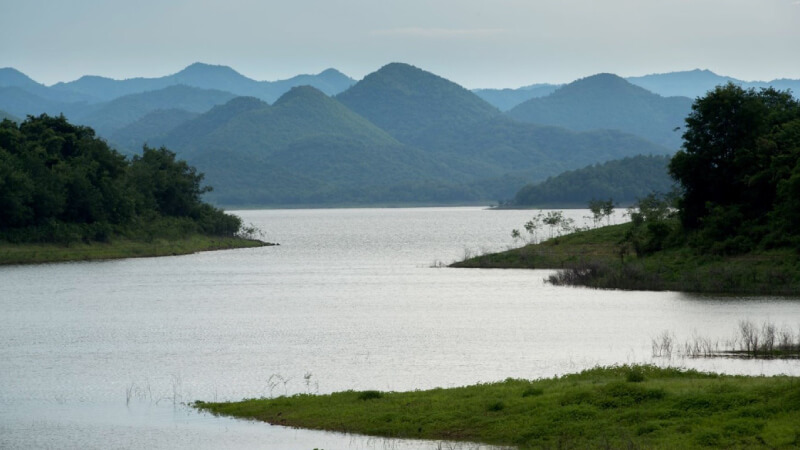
[451,223,800,295]
[196,365,800,449]
[0,235,270,265]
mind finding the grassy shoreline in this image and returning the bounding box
[196,365,800,449]
[0,235,271,266]
[451,223,800,295]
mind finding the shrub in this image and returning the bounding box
[357,390,383,401]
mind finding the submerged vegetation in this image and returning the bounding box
[0,114,267,264]
[652,320,800,359]
[196,365,800,449]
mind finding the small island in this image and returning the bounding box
[0,114,270,265]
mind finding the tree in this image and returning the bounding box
[588,198,615,228]
[669,84,800,231]
[625,192,678,256]
[128,146,212,218]
[0,115,242,242]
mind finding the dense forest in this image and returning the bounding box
[511,154,674,207]
[0,114,241,244]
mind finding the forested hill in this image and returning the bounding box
[72,85,237,136]
[334,63,667,181]
[512,154,674,207]
[150,86,465,205]
[507,74,692,149]
[0,63,674,206]
[0,115,242,244]
[109,108,200,155]
[337,62,502,144]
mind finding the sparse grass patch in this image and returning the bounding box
[195,365,800,449]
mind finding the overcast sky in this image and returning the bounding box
[2,0,799,88]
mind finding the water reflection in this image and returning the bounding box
[1,207,799,449]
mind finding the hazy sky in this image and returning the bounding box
[2,0,799,88]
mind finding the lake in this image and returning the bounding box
[2,207,799,449]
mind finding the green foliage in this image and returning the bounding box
[357,390,383,401]
[513,155,674,207]
[624,192,680,256]
[0,114,242,244]
[669,83,800,253]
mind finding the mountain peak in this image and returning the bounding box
[0,67,42,88]
[337,62,500,143]
[178,62,240,76]
[550,73,651,99]
[274,85,330,106]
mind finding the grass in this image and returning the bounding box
[0,234,270,265]
[196,365,800,449]
[451,223,800,295]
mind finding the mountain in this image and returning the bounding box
[472,83,561,111]
[512,154,675,206]
[157,86,465,205]
[109,108,200,154]
[508,73,692,149]
[337,64,667,183]
[0,109,20,123]
[51,63,356,103]
[72,85,236,136]
[0,86,89,118]
[1,62,674,205]
[0,67,41,89]
[337,63,502,145]
[0,67,96,103]
[626,69,800,99]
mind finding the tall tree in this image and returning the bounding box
[670,84,800,230]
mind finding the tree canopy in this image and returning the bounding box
[669,83,800,252]
[0,114,241,243]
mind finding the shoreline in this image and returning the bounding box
[451,223,800,295]
[0,235,274,266]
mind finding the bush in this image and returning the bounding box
[357,390,383,401]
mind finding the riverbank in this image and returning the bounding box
[451,223,800,295]
[0,235,271,265]
[196,365,800,449]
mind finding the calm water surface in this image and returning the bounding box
[2,207,799,449]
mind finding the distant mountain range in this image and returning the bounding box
[2,62,796,206]
[122,64,664,205]
[473,69,800,111]
[626,69,800,100]
[50,63,355,103]
[0,63,356,123]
